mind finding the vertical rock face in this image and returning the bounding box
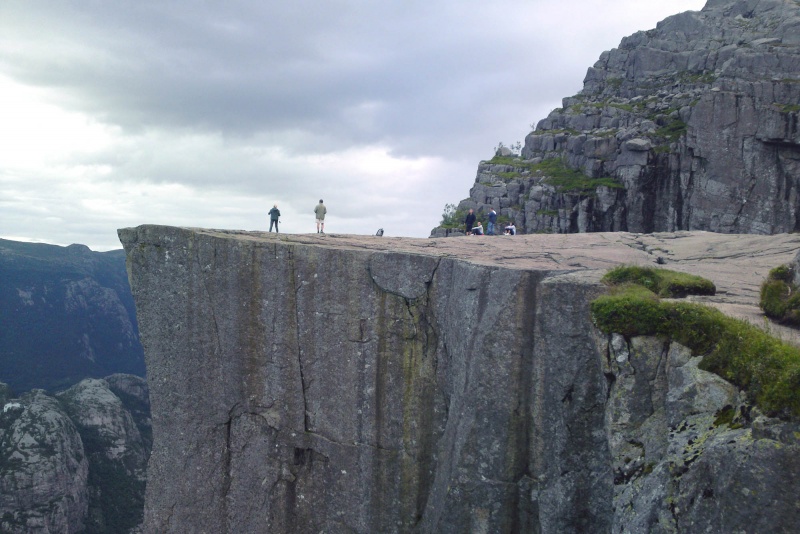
[120,226,612,533]
[120,225,800,533]
[603,336,800,533]
[432,0,800,237]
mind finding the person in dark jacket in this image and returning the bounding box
[269,204,281,232]
[464,209,476,235]
[487,208,497,235]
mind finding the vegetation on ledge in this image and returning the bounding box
[485,156,624,194]
[760,264,800,326]
[655,119,687,142]
[591,266,800,418]
[485,155,536,168]
[536,158,623,194]
[601,265,716,298]
[439,203,467,229]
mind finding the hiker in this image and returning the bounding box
[464,208,476,235]
[504,222,516,235]
[487,208,497,235]
[471,221,484,235]
[268,204,280,232]
[314,199,327,233]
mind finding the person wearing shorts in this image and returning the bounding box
[314,199,327,233]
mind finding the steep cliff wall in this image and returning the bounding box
[432,0,800,237]
[121,225,800,533]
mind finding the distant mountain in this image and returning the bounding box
[0,239,145,393]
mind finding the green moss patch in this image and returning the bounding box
[655,119,687,142]
[536,209,559,217]
[774,103,800,113]
[602,265,716,298]
[592,267,800,418]
[760,264,800,326]
[486,155,535,168]
[485,156,624,195]
[535,158,623,194]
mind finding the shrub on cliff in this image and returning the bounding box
[601,265,716,298]
[759,264,800,326]
[535,158,624,195]
[592,266,800,418]
[440,203,467,229]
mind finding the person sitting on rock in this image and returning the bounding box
[504,222,516,235]
[471,221,484,235]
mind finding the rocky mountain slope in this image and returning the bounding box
[432,0,800,237]
[0,239,145,393]
[0,374,150,534]
[120,225,800,533]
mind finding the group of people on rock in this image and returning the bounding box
[267,201,516,237]
[464,208,515,236]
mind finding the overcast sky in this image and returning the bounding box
[0,0,706,250]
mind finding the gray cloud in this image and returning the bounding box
[0,0,707,249]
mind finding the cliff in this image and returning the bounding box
[432,0,800,237]
[120,225,800,533]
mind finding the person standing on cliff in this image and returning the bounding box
[464,208,476,235]
[487,208,497,235]
[314,199,327,233]
[268,204,280,232]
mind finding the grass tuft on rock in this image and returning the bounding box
[592,267,800,418]
[535,158,624,194]
[601,265,716,298]
[759,264,800,326]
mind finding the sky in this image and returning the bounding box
[0,0,707,251]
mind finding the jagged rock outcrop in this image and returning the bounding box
[120,225,800,533]
[432,0,800,237]
[57,377,149,533]
[0,238,145,392]
[0,375,150,534]
[0,390,89,533]
[605,336,799,532]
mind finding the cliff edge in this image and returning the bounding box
[120,226,799,533]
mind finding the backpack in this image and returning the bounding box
[376,228,384,236]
